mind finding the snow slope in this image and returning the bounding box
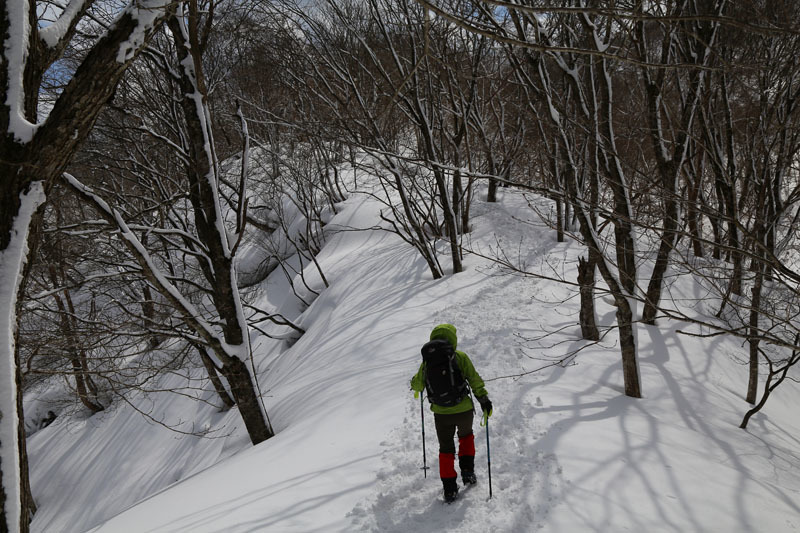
[26,181,800,532]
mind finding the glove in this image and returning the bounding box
[477,396,493,417]
[414,390,420,399]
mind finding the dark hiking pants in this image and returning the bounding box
[434,410,475,484]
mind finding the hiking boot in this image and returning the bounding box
[462,471,477,485]
[442,477,459,503]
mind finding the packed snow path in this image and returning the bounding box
[349,258,568,532]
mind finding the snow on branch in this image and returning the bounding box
[38,0,89,49]
[0,181,45,529]
[116,0,174,64]
[3,0,38,142]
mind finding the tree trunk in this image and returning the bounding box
[741,333,800,428]
[721,81,743,297]
[47,270,104,413]
[461,175,474,234]
[16,353,36,532]
[746,258,764,404]
[639,0,719,326]
[641,205,679,324]
[687,150,705,258]
[223,357,273,444]
[555,198,564,243]
[740,369,772,429]
[487,177,498,203]
[168,8,273,445]
[197,345,235,410]
[596,58,636,294]
[641,64,706,324]
[577,255,600,341]
[0,184,43,533]
[452,166,464,235]
[616,296,642,398]
[0,352,37,533]
[433,168,463,274]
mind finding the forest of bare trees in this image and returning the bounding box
[2,1,800,531]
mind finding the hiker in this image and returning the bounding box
[410,323,493,503]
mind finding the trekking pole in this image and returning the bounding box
[485,412,493,499]
[420,393,430,478]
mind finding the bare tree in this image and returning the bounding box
[637,0,724,325]
[49,1,278,445]
[0,2,173,530]
[501,5,644,396]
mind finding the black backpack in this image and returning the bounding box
[421,339,469,407]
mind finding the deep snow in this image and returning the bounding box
[23,176,800,532]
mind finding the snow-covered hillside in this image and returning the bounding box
[25,178,800,532]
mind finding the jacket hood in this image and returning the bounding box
[430,324,458,349]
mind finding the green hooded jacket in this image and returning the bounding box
[410,324,488,415]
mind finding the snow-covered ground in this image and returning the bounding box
[24,178,800,532]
